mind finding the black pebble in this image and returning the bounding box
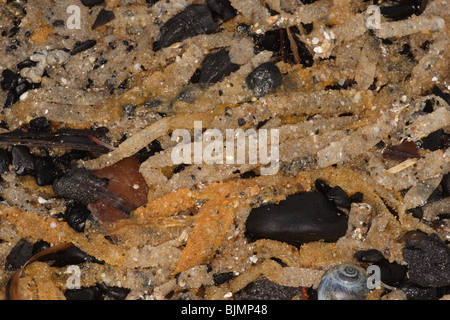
[71,40,97,55]
[245,192,348,247]
[29,116,50,130]
[63,202,91,232]
[80,0,105,7]
[52,167,108,205]
[245,62,282,97]
[402,233,450,287]
[1,69,20,91]
[153,4,218,51]
[314,179,330,193]
[379,2,422,21]
[92,9,115,30]
[0,148,11,174]
[234,277,303,300]
[206,0,237,22]
[5,239,33,271]
[198,49,239,85]
[34,157,63,186]
[326,186,351,209]
[213,271,235,286]
[11,145,35,176]
[420,129,450,151]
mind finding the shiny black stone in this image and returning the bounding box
[153,5,218,51]
[245,192,348,247]
[34,157,63,186]
[326,186,351,209]
[1,69,20,90]
[245,62,282,97]
[198,49,239,84]
[11,145,35,176]
[206,0,237,22]
[5,239,33,271]
[63,202,91,232]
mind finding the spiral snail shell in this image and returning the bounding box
[317,263,369,300]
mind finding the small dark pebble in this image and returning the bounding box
[11,145,35,176]
[379,2,422,21]
[237,118,246,126]
[234,277,303,300]
[314,179,331,193]
[206,0,237,22]
[408,206,424,219]
[71,40,97,55]
[63,202,92,232]
[0,148,11,174]
[420,129,450,151]
[29,116,50,130]
[326,186,351,209]
[5,239,33,271]
[1,69,20,90]
[198,49,239,85]
[153,4,218,51]
[80,0,105,7]
[52,19,65,28]
[34,156,64,186]
[240,170,257,179]
[52,167,108,205]
[245,62,282,97]
[349,192,364,203]
[213,271,235,286]
[92,9,115,30]
[245,192,348,247]
[402,233,450,287]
